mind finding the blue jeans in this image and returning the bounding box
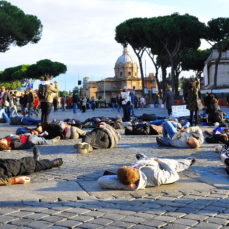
[21,117,41,125]
[73,103,77,113]
[0,109,10,123]
[117,104,122,112]
[163,121,179,138]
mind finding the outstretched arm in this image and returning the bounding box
[0,176,30,186]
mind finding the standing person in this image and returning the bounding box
[111,96,117,110]
[27,88,34,117]
[163,87,174,117]
[185,78,203,126]
[91,96,96,111]
[121,87,131,121]
[52,81,59,112]
[61,96,66,111]
[116,94,122,112]
[72,93,79,113]
[129,89,136,115]
[81,96,87,113]
[0,86,11,118]
[33,94,39,116]
[139,96,146,108]
[38,75,58,123]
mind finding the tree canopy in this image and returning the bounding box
[0,59,67,82]
[0,0,42,52]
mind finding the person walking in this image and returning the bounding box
[163,87,174,117]
[38,76,58,123]
[72,93,79,113]
[27,88,34,117]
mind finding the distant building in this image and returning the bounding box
[203,49,229,89]
[83,45,157,102]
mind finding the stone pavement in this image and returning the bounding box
[0,107,228,229]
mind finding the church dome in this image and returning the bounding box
[115,46,135,65]
[114,45,138,79]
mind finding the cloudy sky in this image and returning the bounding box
[2,0,229,90]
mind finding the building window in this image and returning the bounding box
[128,72,131,76]
[120,72,122,77]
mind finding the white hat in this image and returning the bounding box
[123,86,128,90]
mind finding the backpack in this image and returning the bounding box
[38,84,48,100]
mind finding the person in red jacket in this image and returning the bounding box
[33,94,40,116]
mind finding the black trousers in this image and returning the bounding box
[83,129,110,149]
[190,110,198,126]
[41,102,52,123]
[53,98,58,112]
[0,157,53,179]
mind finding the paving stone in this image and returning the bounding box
[193,222,223,229]
[40,215,66,223]
[109,221,135,228]
[89,218,113,225]
[55,219,83,228]
[7,211,34,218]
[24,213,48,220]
[131,225,156,229]
[206,216,229,225]
[182,213,209,221]
[0,224,17,229]
[27,220,53,228]
[0,215,18,224]
[82,211,105,218]
[71,215,94,223]
[141,219,167,227]
[174,218,199,226]
[163,223,191,229]
[10,218,35,226]
[153,215,176,222]
[66,208,92,215]
[78,222,103,229]
[102,213,125,220]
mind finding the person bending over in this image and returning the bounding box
[74,122,121,154]
[0,133,60,151]
[98,153,195,190]
[0,146,63,185]
[156,120,204,148]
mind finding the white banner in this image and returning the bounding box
[172,105,190,117]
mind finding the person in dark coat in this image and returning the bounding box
[185,78,203,126]
[0,147,63,185]
[163,88,174,116]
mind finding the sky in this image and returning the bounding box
[2,0,229,91]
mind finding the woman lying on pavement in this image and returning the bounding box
[98,153,195,190]
[16,121,86,140]
[0,146,63,185]
[205,126,229,144]
[74,122,121,154]
[0,133,60,151]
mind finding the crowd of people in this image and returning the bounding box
[0,77,229,190]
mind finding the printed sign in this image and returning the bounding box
[172,105,190,117]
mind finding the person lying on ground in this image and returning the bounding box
[97,153,195,190]
[125,122,162,135]
[82,116,124,129]
[205,126,229,144]
[156,121,204,148]
[63,119,83,128]
[0,146,63,185]
[215,144,229,175]
[10,116,41,125]
[17,121,86,140]
[74,122,121,154]
[0,133,60,151]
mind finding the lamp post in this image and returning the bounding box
[103,79,105,99]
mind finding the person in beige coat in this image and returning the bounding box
[38,75,58,123]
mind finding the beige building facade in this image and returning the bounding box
[83,45,157,103]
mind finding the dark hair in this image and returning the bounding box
[44,75,51,81]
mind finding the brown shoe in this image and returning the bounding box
[74,142,93,154]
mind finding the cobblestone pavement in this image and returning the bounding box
[0,107,228,229]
